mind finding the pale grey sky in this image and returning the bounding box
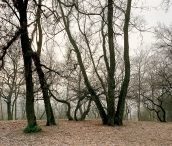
[54,0,172,59]
[130,0,172,50]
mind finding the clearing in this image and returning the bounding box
[0,120,172,146]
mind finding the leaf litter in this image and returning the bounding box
[0,120,172,146]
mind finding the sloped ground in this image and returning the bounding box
[0,119,172,146]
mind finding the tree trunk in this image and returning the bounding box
[151,75,155,121]
[80,100,91,121]
[22,35,37,129]
[115,0,132,126]
[30,0,56,126]
[15,0,39,132]
[59,3,107,124]
[50,91,73,120]
[7,101,12,120]
[32,52,56,126]
[138,66,141,121]
[21,28,37,129]
[0,94,4,120]
[14,99,17,120]
[107,0,115,126]
[6,94,13,120]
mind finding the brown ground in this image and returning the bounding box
[0,119,172,146]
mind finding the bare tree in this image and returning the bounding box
[55,0,132,126]
[0,46,24,120]
[0,0,42,132]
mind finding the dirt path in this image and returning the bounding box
[0,120,172,146]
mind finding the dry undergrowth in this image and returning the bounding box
[0,119,172,146]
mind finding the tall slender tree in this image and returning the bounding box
[57,0,132,126]
[14,0,41,132]
[107,0,115,126]
[115,0,132,125]
[31,0,56,126]
[0,0,42,132]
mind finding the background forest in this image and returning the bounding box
[0,0,172,132]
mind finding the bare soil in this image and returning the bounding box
[0,119,172,146]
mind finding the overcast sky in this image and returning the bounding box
[130,0,172,50]
[144,0,171,25]
[49,0,172,59]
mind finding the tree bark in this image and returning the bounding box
[15,0,38,131]
[31,0,56,126]
[7,101,12,120]
[32,52,56,126]
[115,0,132,125]
[107,0,115,126]
[50,91,73,120]
[59,3,107,124]
[80,100,91,121]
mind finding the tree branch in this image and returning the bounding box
[0,29,21,69]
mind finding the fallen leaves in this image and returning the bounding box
[0,120,172,146]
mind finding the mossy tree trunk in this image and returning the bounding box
[13,0,38,131]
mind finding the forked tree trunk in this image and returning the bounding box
[59,3,107,125]
[50,91,73,121]
[31,0,56,126]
